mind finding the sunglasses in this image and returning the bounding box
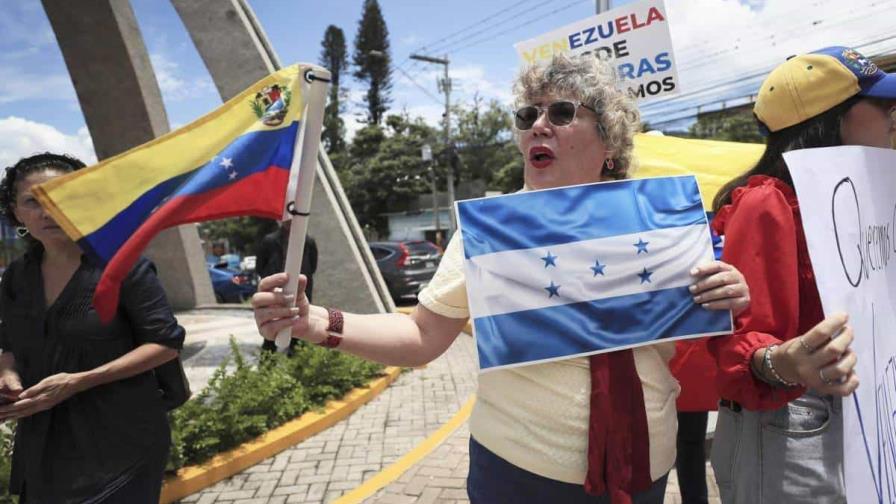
[514,100,597,130]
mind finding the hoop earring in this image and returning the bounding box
[15,226,30,238]
[603,158,615,171]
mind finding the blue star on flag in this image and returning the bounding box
[634,238,649,254]
[541,251,558,268]
[638,267,653,284]
[590,259,606,276]
[545,281,561,298]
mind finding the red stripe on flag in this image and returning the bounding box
[92,166,290,321]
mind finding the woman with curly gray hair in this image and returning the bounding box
[252,54,750,503]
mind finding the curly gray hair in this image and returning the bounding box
[513,53,641,179]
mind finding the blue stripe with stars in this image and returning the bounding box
[473,285,731,370]
[457,176,705,259]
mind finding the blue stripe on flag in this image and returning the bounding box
[473,286,730,370]
[457,177,705,259]
[81,122,299,263]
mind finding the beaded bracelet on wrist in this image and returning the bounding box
[763,344,800,388]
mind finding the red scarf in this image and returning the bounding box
[585,350,653,503]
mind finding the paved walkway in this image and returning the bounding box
[177,311,478,504]
[175,309,720,504]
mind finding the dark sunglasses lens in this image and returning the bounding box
[515,106,539,129]
[548,102,577,126]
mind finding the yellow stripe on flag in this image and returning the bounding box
[633,133,764,210]
[33,65,306,240]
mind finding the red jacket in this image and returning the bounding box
[671,338,719,412]
[706,175,823,411]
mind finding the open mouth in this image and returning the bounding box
[528,146,555,169]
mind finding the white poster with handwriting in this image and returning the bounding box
[513,0,678,101]
[786,146,896,504]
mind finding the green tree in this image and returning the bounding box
[451,95,522,193]
[688,109,764,143]
[339,114,437,234]
[319,25,349,153]
[352,0,392,125]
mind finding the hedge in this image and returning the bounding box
[0,339,384,499]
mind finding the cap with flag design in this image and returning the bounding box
[754,46,896,134]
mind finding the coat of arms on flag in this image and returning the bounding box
[455,175,733,371]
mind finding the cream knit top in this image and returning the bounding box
[418,233,680,484]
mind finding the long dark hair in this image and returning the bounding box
[0,153,85,246]
[712,96,860,212]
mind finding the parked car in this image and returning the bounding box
[240,255,257,273]
[208,263,256,303]
[369,240,442,302]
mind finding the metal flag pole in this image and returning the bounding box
[276,64,331,348]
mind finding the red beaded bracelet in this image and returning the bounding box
[318,307,344,348]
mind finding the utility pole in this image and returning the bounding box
[409,53,456,236]
[596,0,610,14]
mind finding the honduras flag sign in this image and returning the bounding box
[456,175,732,372]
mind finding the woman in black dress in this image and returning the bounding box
[0,153,184,503]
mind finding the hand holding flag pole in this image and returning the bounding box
[275,66,331,349]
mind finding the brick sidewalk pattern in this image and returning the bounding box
[366,422,721,504]
[175,311,720,504]
[179,331,478,504]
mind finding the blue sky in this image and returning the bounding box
[2,0,896,166]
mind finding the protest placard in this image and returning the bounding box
[786,146,896,504]
[514,0,678,101]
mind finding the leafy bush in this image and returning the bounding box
[0,337,383,499]
[0,423,16,503]
[169,338,383,469]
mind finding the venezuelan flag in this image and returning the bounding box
[34,64,310,321]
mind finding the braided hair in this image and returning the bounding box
[0,153,85,241]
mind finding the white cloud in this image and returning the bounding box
[401,34,421,46]
[149,52,216,102]
[403,104,446,128]
[0,117,96,167]
[0,3,55,57]
[391,63,512,129]
[0,64,76,104]
[341,87,369,142]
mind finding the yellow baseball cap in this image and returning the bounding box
[754,46,896,133]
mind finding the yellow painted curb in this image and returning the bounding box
[333,394,476,504]
[396,305,473,335]
[159,366,403,503]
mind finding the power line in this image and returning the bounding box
[641,34,896,122]
[643,37,896,128]
[394,0,543,73]
[409,0,540,57]
[640,18,896,117]
[393,65,443,105]
[445,0,591,57]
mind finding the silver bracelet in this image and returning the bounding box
[763,344,799,388]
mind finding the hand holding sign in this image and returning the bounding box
[759,313,860,395]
